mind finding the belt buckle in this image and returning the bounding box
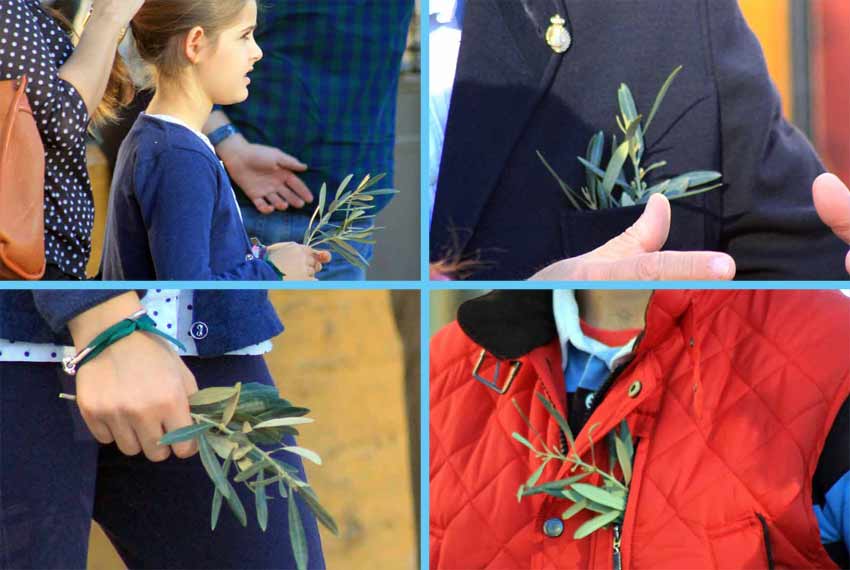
[471,350,522,395]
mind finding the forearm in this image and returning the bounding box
[67,292,143,350]
[57,11,124,117]
[203,109,231,134]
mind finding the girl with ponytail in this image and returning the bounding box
[99,0,331,281]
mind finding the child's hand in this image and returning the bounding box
[266,243,332,280]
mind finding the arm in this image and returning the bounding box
[55,0,144,116]
[140,151,281,281]
[813,397,849,563]
[203,110,313,212]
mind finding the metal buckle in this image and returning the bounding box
[471,350,522,395]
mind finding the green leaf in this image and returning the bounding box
[512,432,536,452]
[538,150,585,210]
[159,422,213,445]
[618,83,639,123]
[576,157,630,191]
[620,194,635,207]
[282,446,323,465]
[255,469,269,531]
[643,161,668,177]
[619,420,634,461]
[535,393,575,452]
[562,488,611,514]
[586,132,606,207]
[206,433,238,460]
[279,479,288,499]
[223,479,248,528]
[573,509,621,540]
[211,450,235,530]
[253,417,315,429]
[526,462,547,488]
[522,472,590,498]
[234,460,266,483]
[190,386,238,406]
[299,486,339,535]
[603,141,631,196]
[198,433,232,499]
[615,434,632,485]
[644,65,683,135]
[572,484,626,510]
[221,382,242,426]
[289,494,309,570]
[562,499,588,520]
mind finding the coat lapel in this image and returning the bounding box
[431,0,569,258]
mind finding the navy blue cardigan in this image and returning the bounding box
[0,290,283,357]
[101,115,280,281]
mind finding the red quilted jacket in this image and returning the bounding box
[430,290,850,569]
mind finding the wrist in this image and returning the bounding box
[68,293,144,350]
[217,133,249,167]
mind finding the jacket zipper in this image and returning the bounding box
[612,523,622,570]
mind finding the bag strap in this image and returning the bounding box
[0,75,29,174]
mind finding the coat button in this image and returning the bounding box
[245,253,255,261]
[628,381,642,398]
[542,518,564,538]
[190,321,209,340]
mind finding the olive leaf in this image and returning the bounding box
[160,382,338,569]
[302,173,398,270]
[539,65,722,210]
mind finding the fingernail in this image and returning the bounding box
[710,257,732,278]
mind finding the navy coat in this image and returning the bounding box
[0,290,283,357]
[430,0,847,280]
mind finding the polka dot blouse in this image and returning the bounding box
[1,1,94,279]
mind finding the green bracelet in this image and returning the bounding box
[62,309,186,376]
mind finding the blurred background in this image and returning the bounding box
[88,290,421,570]
[47,0,421,280]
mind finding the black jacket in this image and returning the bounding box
[430,0,847,280]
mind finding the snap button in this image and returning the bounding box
[585,393,594,410]
[543,518,564,538]
[628,381,642,398]
[190,321,209,340]
[245,253,255,261]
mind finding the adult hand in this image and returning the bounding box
[68,293,199,462]
[812,173,850,276]
[90,0,146,26]
[530,194,737,280]
[218,134,313,214]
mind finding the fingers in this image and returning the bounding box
[264,191,289,211]
[83,416,115,445]
[597,194,672,257]
[277,172,313,205]
[251,197,276,215]
[276,152,308,173]
[136,416,170,462]
[590,251,736,281]
[313,250,332,263]
[813,172,850,244]
[109,415,143,456]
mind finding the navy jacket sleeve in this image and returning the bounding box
[31,291,138,333]
[709,0,847,279]
[138,149,280,281]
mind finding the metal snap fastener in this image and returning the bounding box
[245,254,255,261]
[190,321,209,340]
[628,381,642,398]
[543,518,564,538]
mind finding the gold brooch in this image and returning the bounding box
[545,14,571,54]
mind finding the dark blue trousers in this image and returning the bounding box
[0,356,325,569]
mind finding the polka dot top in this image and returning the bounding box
[0,290,273,361]
[1,1,94,279]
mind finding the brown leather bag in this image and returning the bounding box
[0,75,46,280]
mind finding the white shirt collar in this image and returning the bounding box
[429,0,458,23]
[145,113,216,154]
[552,290,638,372]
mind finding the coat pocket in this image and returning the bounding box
[706,513,774,570]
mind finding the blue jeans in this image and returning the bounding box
[240,207,374,281]
[0,356,325,569]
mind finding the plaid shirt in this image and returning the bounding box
[222,0,414,217]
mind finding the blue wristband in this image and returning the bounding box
[208,124,239,147]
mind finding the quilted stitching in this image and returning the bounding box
[431,291,850,569]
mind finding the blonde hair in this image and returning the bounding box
[130,0,252,87]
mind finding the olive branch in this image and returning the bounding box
[512,393,634,540]
[302,173,398,270]
[539,65,723,210]
[159,382,338,570]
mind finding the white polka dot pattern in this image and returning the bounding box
[2,1,94,279]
